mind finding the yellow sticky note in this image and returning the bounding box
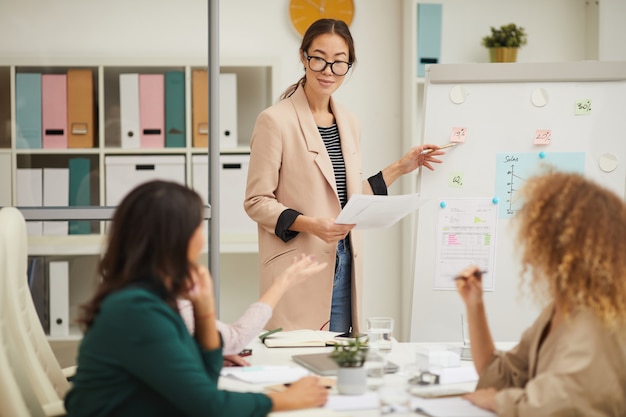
[575,99,592,115]
[449,172,464,188]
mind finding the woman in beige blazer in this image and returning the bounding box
[244,19,444,333]
[456,171,626,416]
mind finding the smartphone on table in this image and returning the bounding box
[333,331,368,343]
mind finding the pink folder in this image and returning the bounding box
[139,74,164,148]
[42,74,68,148]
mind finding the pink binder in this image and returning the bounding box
[42,74,68,148]
[139,74,164,148]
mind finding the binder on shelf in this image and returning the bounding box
[119,73,140,149]
[191,69,208,147]
[68,157,91,235]
[139,73,164,148]
[67,69,95,148]
[27,256,49,334]
[16,168,43,236]
[219,73,238,149]
[417,3,443,78]
[165,71,186,148]
[49,260,69,337]
[0,154,10,207]
[43,167,69,236]
[42,74,68,148]
[15,73,42,149]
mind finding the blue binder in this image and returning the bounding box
[68,157,91,234]
[417,3,443,78]
[16,73,42,149]
[165,71,186,148]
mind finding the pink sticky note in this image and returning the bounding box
[449,127,467,143]
[534,129,551,145]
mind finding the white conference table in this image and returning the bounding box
[218,338,515,416]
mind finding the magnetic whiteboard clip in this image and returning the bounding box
[538,151,546,159]
[492,197,499,204]
[439,201,446,208]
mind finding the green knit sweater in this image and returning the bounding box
[65,287,272,417]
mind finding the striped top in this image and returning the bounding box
[318,124,347,207]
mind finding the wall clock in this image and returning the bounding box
[289,0,355,36]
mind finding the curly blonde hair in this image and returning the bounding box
[515,171,626,326]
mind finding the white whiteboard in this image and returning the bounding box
[410,61,626,342]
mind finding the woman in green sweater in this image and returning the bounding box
[64,180,329,417]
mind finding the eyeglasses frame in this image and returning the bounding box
[303,51,352,76]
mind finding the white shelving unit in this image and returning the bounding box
[0,57,275,341]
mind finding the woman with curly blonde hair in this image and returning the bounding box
[455,171,626,416]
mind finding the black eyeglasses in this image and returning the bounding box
[304,52,352,76]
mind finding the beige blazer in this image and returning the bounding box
[478,305,626,416]
[244,86,373,332]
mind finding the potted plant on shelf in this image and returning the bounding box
[481,23,528,63]
[330,337,369,395]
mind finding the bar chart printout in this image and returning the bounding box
[433,198,498,291]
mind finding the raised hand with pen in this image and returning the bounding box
[454,267,495,375]
[454,266,497,411]
[382,142,447,184]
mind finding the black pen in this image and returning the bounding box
[453,269,487,281]
[284,383,332,389]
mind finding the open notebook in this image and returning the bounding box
[261,330,342,348]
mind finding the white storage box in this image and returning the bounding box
[105,155,186,206]
[191,153,256,235]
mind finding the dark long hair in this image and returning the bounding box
[280,18,357,100]
[78,180,204,329]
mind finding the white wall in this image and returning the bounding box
[0,0,620,340]
[599,0,626,60]
[434,0,589,63]
[0,0,208,58]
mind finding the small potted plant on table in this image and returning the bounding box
[481,23,528,62]
[329,337,369,395]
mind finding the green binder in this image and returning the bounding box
[68,157,91,234]
[16,73,43,149]
[165,71,186,148]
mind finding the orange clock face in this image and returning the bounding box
[289,0,355,36]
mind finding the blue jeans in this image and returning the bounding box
[330,237,352,332]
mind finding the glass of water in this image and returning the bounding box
[365,350,386,390]
[367,317,394,351]
[378,373,411,415]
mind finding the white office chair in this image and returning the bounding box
[0,207,68,416]
[0,208,46,417]
[0,287,46,417]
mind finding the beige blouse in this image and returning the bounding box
[477,305,626,416]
